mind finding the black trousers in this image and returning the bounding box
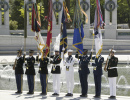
[40,74,48,94]
[27,75,35,93]
[79,71,88,95]
[15,74,23,92]
[94,74,102,96]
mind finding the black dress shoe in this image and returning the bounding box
[52,93,56,95]
[55,93,59,96]
[109,96,116,99]
[66,93,72,96]
[93,95,100,98]
[52,93,59,96]
[27,92,34,94]
[15,91,22,94]
[80,94,87,97]
[40,93,47,95]
[70,93,73,96]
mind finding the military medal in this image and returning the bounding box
[79,67,81,70]
[53,68,55,71]
[66,66,69,71]
[53,65,56,71]
[27,67,28,69]
[39,68,41,70]
[93,67,96,70]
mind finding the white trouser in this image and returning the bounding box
[52,74,60,94]
[108,77,117,96]
[65,70,74,94]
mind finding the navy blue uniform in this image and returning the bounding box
[36,56,49,94]
[25,56,35,93]
[75,53,91,95]
[15,56,24,93]
[92,55,104,96]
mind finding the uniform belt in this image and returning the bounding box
[109,67,117,69]
[53,64,60,66]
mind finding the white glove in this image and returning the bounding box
[107,56,110,59]
[38,63,40,67]
[91,49,94,52]
[37,52,39,55]
[23,63,25,66]
[62,47,65,51]
[90,62,93,66]
[24,52,26,55]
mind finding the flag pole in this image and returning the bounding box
[24,2,27,62]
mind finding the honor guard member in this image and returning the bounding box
[36,50,49,95]
[50,49,62,96]
[13,50,25,94]
[63,49,75,96]
[75,49,91,97]
[25,50,35,94]
[106,49,118,99]
[90,51,104,98]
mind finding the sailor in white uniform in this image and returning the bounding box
[63,49,75,96]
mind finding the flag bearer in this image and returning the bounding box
[25,50,35,94]
[36,50,49,95]
[63,49,75,96]
[75,49,91,97]
[90,51,104,98]
[107,49,118,99]
[13,50,25,94]
[50,49,62,96]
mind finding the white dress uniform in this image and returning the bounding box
[64,49,75,95]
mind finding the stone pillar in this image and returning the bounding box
[24,0,36,36]
[83,0,90,38]
[52,0,63,37]
[0,0,9,35]
[105,0,117,39]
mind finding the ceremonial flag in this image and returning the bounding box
[32,3,41,32]
[94,0,104,58]
[73,24,84,55]
[31,3,45,56]
[72,0,85,55]
[45,0,53,56]
[59,1,68,55]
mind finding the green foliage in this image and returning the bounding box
[9,0,130,29]
[9,20,18,30]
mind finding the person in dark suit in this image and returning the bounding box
[36,50,49,95]
[25,50,35,94]
[107,49,118,99]
[75,49,91,97]
[50,49,62,96]
[13,50,25,94]
[90,52,104,98]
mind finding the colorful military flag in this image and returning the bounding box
[45,0,53,56]
[31,3,45,57]
[59,1,69,55]
[94,0,105,58]
[72,0,85,55]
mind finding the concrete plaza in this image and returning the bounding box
[0,90,130,100]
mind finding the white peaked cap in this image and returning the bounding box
[68,49,73,52]
[109,49,116,53]
[54,46,59,52]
